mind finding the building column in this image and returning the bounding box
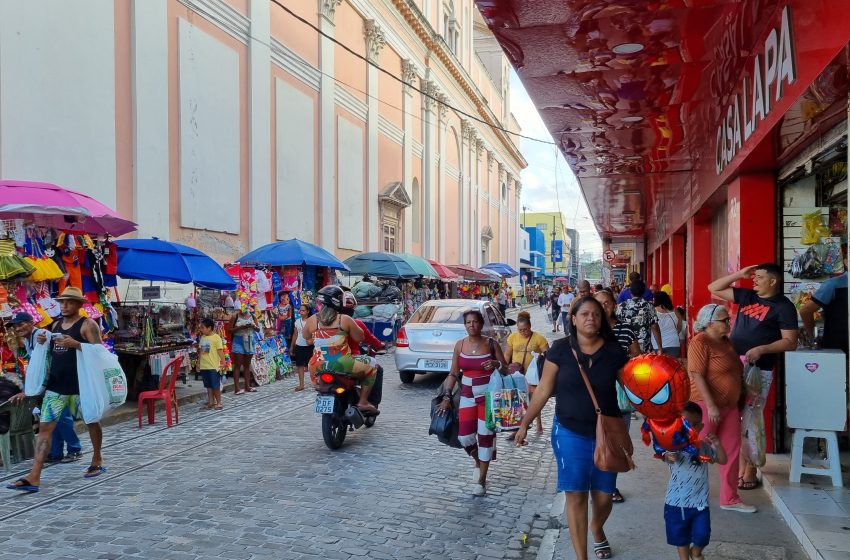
[437,95,448,261]
[669,233,686,308]
[660,240,670,285]
[318,0,342,251]
[401,60,417,253]
[248,0,272,250]
[726,173,777,453]
[727,173,776,276]
[131,0,169,239]
[421,78,437,259]
[473,137,483,265]
[686,217,712,327]
[459,119,471,263]
[364,20,385,252]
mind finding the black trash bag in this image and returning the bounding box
[380,285,402,301]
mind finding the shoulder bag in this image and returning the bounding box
[570,346,635,473]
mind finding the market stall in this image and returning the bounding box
[114,238,236,398]
[344,252,419,339]
[447,264,501,300]
[235,238,349,382]
[0,180,135,386]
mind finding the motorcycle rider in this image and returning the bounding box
[340,289,385,407]
[302,285,378,414]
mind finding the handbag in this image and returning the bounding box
[509,336,533,374]
[571,346,636,473]
[429,379,462,448]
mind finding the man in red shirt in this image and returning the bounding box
[341,290,384,405]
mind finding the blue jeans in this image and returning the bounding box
[50,406,82,458]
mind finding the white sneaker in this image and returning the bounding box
[721,502,757,513]
[472,467,481,483]
[471,483,486,497]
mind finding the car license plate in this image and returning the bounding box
[315,395,335,414]
[420,359,450,371]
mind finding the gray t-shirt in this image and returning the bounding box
[665,442,716,509]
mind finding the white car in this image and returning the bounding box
[394,299,514,383]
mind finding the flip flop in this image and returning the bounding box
[6,478,39,493]
[83,465,107,479]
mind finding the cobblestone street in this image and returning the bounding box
[0,305,810,560]
[0,333,559,560]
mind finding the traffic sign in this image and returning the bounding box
[603,250,616,262]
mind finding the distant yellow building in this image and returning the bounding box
[521,212,571,276]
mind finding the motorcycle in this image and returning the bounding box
[315,346,384,450]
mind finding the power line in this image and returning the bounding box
[265,0,558,147]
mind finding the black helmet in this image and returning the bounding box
[317,285,345,312]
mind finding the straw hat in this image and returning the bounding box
[55,287,87,302]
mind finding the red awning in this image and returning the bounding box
[428,259,460,280]
[447,264,492,282]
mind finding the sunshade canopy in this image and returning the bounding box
[482,262,520,277]
[344,252,419,279]
[116,238,236,290]
[0,179,136,235]
[236,239,349,270]
[395,253,439,278]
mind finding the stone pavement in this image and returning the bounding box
[0,340,559,559]
[0,301,811,559]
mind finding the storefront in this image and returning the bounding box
[477,0,850,455]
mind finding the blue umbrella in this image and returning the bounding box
[236,239,349,270]
[343,252,419,279]
[116,238,236,290]
[482,262,520,277]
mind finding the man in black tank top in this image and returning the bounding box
[7,288,106,493]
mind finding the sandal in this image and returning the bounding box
[6,478,39,493]
[235,390,245,395]
[593,539,612,559]
[612,489,625,503]
[83,465,107,479]
[214,404,223,410]
[200,404,213,411]
[738,477,760,490]
[293,386,305,392]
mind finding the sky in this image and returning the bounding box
[508,71,603,257]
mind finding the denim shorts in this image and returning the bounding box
[231,333,255,355]
[664,504,711,547]
[551,418,616,493]
[200,369,222,389]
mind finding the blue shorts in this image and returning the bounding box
[551,418,616,493]
[231,333,255,355]
[201,370,222,389]
[664,504,711,548]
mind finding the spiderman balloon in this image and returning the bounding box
[620,354,708,462]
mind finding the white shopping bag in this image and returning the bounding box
[24,328,50,396]
[524,351,541,385]
[77,343,128,423]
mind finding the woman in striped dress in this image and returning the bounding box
[437,309,508,496]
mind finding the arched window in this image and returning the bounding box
[443,1,459,55]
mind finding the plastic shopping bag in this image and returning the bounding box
[801,211,830,245]
[525,352,541,385]
[23,328,50,396]
[484,371,528,432]
[742,400,766,467]
[77,343,128,423]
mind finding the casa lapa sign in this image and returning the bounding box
[715,5,796,175]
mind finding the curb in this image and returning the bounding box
[761,472,822,560]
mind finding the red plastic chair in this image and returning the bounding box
[137,356,184,429]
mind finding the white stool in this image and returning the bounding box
[789,429,843,487]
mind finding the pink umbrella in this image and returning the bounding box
[0,179,136,235]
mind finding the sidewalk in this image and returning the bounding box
[510,304,808,560]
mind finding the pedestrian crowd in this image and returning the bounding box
[438,248,846,560]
